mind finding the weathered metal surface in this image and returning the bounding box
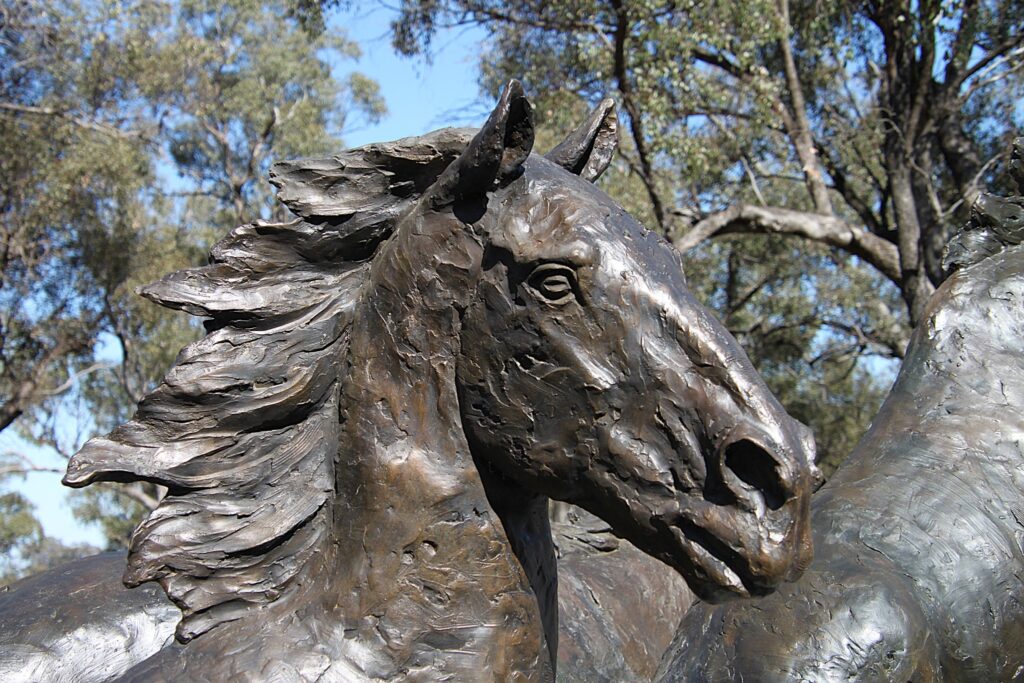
[659,144,1024,682]
[2,82,815,681]
[0,553,178,683]
[0,520,695,683]
[554,511,695,682]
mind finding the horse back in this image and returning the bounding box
[0,552,178,683]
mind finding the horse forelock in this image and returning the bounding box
[65,129,483,642]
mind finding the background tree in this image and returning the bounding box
[0,0,384,559]
[0,452,98,584]
[389,0,1023,473]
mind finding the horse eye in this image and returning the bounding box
[527,263,578,304]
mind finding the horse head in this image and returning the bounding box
[61,81,816,679]
[446,82,817,602]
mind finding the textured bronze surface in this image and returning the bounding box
[0,521,695,683]
[0,553,177,682]
[553,510,695,682]
[1,82,815,681]
[660,142,1024,682]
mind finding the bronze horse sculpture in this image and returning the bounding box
[0,82,816,681]
[659,140,1024,682]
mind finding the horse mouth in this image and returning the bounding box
[671,520,775,602]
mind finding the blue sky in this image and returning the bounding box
[6,4,490,548]
[333,5,490,146]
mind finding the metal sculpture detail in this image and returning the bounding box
[659,138,1024,683]
[1,82,816,682]
[0,523,694,683]
[553,510,695,681]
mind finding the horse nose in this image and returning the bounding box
[720,438,791,512]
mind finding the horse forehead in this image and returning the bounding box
[499,163,675,272]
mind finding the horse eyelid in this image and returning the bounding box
[527,263,579,303]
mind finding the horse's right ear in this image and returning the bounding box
[545,99,618,182]
[429,80,535,208]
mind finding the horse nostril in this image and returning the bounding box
[723,439,788,511]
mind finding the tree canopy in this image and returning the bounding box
[0,0,384,575]
[1,0,1020,580]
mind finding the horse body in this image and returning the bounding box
[3,82,816,681]
[659,167,1024,682]
[0,553,177,682]
[0,518,694,683]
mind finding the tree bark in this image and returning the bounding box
[773,0,833,215]
[889,161,935,325]
[674,204,902,285]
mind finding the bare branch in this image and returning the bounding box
[819,318,907,360]
[0,102,150,142]
[100,292,153,406]
[39,362,112,398]
[608,0,669,236]
[110,481,163,511]
[0,463,62,477]
[0,451,62,478]
[961,46,1024,102]
[957,36,1024,91]
[675,204,902,284]
[772,0,833,215]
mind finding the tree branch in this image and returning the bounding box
[819,147,885,235]
[38,362,112,398]
[0,331,92,433]
[772,0,833,214]
[101,294,146,406]
[675,204,902,284]
[957,34,1024,91]
[943,0,981,88]
[609,0,669,235]
[0,450,62,479]
[110,481,162,511]
[0,102,149,142]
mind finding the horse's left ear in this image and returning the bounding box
[545,99,618,182]
[429,80,535,207]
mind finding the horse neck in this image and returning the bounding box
[314,217,555,679]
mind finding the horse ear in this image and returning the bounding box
[429,79,535,207]
[545,99,618,182]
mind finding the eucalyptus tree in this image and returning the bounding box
[0,0,384,556]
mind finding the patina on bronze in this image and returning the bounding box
[0,524,694,683]
[659,138,1024,682]
[553,510,695,682]
[0,82,816,682]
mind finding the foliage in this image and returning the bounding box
[0,1,153,436]
[0,0,384,556]
[0,486,42,584]
[389,0,1022,473]
[0,456,98,585]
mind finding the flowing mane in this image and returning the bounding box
[64,128,475,640]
